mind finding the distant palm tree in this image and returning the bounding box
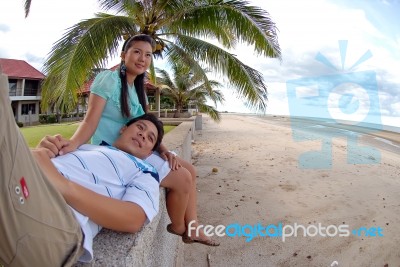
[40,0,281,113]
[157,62,224,121]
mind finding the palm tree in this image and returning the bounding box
[40,0,281,113]
[156,62,224,121]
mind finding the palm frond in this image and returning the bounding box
[155,68,175,89]
[41,14,139,111]
[97,0,140,14]
[197,102,221,122]
[41,0,281,116]
[168,0,280,58]
[190,81,224,105]
[162,40,216,94]
[156,59,224,121]
[174,34,268,111]
[217,0,281,58]
[203,87,225,105]
[24,0,31,17]
[148,60,157,85]
[166,2,237,49]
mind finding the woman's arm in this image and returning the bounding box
[59,94,106,155]
[144,104,180,169]
[31,149,146,233]
[158,143,181,170]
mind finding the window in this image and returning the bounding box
[21,103,36,115]
[24,80,39,96]
[9,79,17,96]
[9,79,17,90]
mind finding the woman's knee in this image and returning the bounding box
[161,168,192,193]
[178,158,196,181]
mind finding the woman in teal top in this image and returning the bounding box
[57,34,218,246]
[90,69,146,146]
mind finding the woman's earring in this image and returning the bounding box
[121,61,126,76]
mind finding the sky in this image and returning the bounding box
[0,0,399,127]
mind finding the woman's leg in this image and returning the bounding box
[150,152,218,244]
[160,167,192,235]
[177,158,215,242]
[178,160,198,224]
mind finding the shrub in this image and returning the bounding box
[38,114,57,124]
[39,114,48,124]
[47,114,57,123]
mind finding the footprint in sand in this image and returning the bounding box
[279,184,296,192]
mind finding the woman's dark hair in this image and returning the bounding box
[120,34,156,117]
[126,113,164,152]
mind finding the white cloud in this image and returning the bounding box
[234,0,400,126]
[0,0,101,71]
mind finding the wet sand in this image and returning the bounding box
[183,114,400,267]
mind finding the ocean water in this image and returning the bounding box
[227,112,399,133]
[226,113,400,156]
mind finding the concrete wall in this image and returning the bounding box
[75,118,196,267]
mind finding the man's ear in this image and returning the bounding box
[120,125,127,134]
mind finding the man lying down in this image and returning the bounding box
[0,72,164,266]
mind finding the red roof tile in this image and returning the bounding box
[78,64,120,95]
[78,79,93,95]
[0,58,45,79]
[110,64,119,71]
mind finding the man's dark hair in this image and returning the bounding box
[126,113,164,152]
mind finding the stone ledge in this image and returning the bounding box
[76,118,196,267]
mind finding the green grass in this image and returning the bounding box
[21,122,80,147]
[164,126,175,134]
[21,122,175,148]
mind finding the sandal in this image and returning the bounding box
[183,235,220,247]
[167,224,220,246]
[166,224,194,243]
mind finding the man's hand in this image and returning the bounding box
[37,134,70,158]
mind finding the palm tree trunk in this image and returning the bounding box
[174,104,182,118]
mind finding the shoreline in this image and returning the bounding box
[221,112,400,134]
[223,113,400,155]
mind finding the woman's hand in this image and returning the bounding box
[160,151,181,170]
[36,134,69,158]
[59,139,79,155]
[36,134,79,157]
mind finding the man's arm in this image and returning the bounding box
[31,149,146,233]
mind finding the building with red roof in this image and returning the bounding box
[0,59,163,126]
[0,58,45,125]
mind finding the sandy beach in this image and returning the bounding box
[183,114,400,267]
